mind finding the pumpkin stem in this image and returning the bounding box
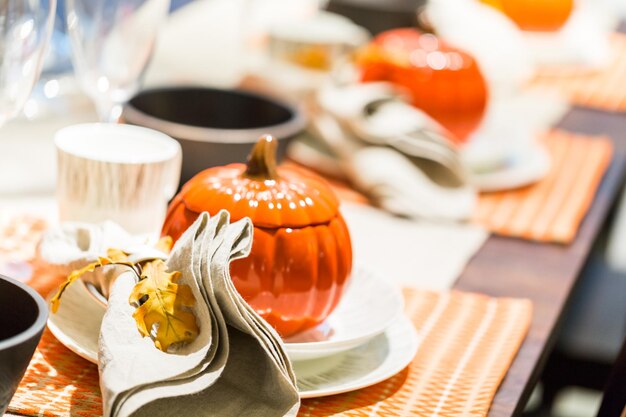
[245,135,279,180]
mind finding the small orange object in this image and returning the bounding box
[481,0,574,32]
[162,135,353,336]
[355,28,488,142]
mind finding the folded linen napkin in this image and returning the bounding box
[312,82,476,221]
[292,82,569,201]
[99,211,299,417]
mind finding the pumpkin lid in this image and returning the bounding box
[179,135,340,229]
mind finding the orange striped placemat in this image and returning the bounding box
[530,33,626,112]
[473,130,613,243]
[8,289,532,417]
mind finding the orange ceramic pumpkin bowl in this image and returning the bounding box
[162,135,353,337]
[355,28,489,143]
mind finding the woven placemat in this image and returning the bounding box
[8,288,531,417]
[530,33,626,112]
[473,130,613,243]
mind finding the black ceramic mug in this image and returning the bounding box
[0,275,48,414]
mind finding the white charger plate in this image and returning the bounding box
[78,266,404,361]
[47,276,413,398]
[47,267,406,396]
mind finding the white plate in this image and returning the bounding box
[465,141,551,192]
[48,279,414,399]
[296,315,417,398]
[79,266,404,361]
[285,267,403,360]
[48,267,404,363]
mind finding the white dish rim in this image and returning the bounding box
[283,266,404,352]
[298,314,418,399]
[47,280,415,399]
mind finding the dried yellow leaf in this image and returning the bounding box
[129,259,198,351]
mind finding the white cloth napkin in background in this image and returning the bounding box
[99,211,300,417]
[341,204,488,290]
[313,83,477,221]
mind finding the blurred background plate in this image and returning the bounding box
[466,140,551,192]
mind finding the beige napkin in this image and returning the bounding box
[99,211,300,417]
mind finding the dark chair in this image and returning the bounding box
[596,334,626,417]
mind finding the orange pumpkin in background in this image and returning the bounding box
[355,28,488,143]
[162,135,353,337]
[481,0,574,32]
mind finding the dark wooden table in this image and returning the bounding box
[455,105,626,416]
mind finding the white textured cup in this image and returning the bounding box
[55,123,182,235]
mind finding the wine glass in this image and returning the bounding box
[65,0,170,122]
[0,0,57,127]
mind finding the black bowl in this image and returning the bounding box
[0,275,48,414]
[123,87,307,184]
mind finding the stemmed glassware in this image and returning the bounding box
[0,0,57,127]
[65,0,170,122]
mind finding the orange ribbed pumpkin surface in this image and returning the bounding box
[162,135,353,336]
[355,28,488,142]
[482,0,574,32]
